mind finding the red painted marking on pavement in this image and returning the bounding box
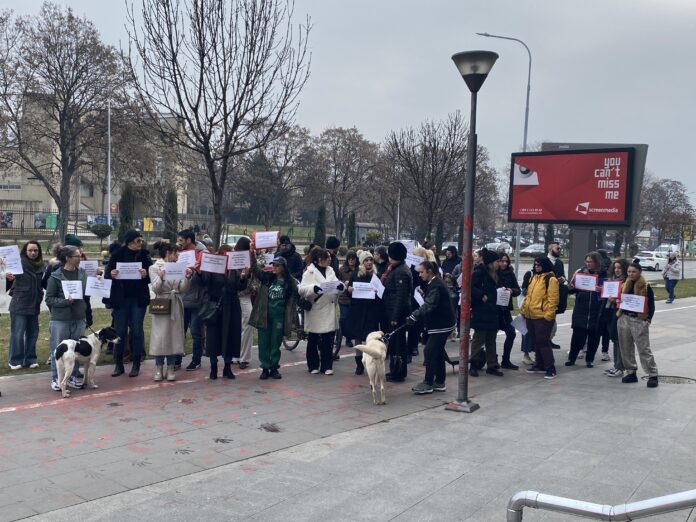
[191,419,207,426]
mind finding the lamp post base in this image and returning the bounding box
[445,400,480,413]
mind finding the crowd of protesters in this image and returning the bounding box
[2,231,666,395]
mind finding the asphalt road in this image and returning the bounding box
[513,258,695,281]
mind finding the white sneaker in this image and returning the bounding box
[522,353,534,365]
[324,369,334,375]
[601,353,611,361]
[51,380,61,392]
[67,376,82,389]
[310,369,319,374]
[9,364,21,370]
[608,369,624,378]
[29,363,39,369]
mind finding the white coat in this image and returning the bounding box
[299,263,339,334]
[148,259,191,357]
[662,259,681,280]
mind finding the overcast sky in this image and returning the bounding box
[6,0,696,200]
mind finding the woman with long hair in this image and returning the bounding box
[604,258,629,378]
[497,253,521,370]
[335,250,358,356]
[346,250,380,375]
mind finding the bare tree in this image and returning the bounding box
[0,4,126,238]
[383,113,468,240]
[643,176,695,245]
[126,0,310,248]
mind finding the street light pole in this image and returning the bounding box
[477,32,531,276]
[107,99,112,241]
[447,50,498,414]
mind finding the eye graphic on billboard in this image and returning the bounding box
[508,148,634,226]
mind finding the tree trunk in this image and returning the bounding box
[57,165,73,241]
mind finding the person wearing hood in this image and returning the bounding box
[248,256,299,379]
[275,235,304,280]
[662,252,680,303]
[45,245,90,391]
[565,251,607,369]
[381,241,413,382]
[441,245,461,275]
[5,241,45,370]
[469,249,505,377]
[373,245,389,278]
[105,229,153,378]
[520,256,560,379]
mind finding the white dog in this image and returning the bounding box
[355,331,388,405]
[55,327,121,398]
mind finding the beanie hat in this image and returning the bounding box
[123,229,143,245]
[535,255,554,273]
[64,234,83,247]
[358,250,373,265]
[387,241,407,262]
[272,256,287,266]
[279,235,291,245]
[325,236,340,250]
[481,248,499,266]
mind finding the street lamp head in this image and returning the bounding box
[451,50,498,93]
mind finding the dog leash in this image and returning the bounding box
[380,322,408,344]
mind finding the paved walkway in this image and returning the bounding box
[1,299,696,521]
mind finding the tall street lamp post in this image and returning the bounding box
[477,32,531,275]
[446,50,498,414]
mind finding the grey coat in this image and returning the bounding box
[7,257,45,315]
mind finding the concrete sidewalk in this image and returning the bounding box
[1,299,695,521]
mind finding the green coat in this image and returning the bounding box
[248,268,298,336]
[45,267,88,322]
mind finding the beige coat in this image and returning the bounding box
[148,259,191,357]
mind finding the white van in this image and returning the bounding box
[655,244,679,255]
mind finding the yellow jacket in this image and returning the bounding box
[520,272,559,322]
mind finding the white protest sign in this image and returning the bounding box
[352,282,376,300]
[163,262,187,281]
[512,314,528,335]
[496,288,511,307]
[177,249,196,268]
[116,262,142,280]
[264,253,275,266]
[398,240,416,254]
[619,294,647,314]
[0,245,23,275]
[406,253,424,269]
[601,281,621,299]
[254,231,279,250]
[226,250,251,270]
[200,252,228,274]
[61,280,83,300]
[319,281,342,295]
[85,277,112,298]
[574,273,598,292]
[413,288,425,307]
[370,274,385,299]
[79,260,99,277]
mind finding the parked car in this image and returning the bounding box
[655,244,679,255]
[222,233,251,247]
[634,251,667,271]
[485,241,513,255]
[441,241,458,253]
[520,243,546,257]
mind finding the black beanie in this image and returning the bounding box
[481,249,499,266]
[387,241,407,262]
[64,234,83,247]
[124,229,143,245]
[325,236,340,250]
[535,255,554,273]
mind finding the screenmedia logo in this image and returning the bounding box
[576,202,590,215]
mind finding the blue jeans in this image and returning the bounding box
[9,313,40,366]
[155,355,175,366]
[49,319,86,381]
[665,279,678,301]
[112,299,147,365]
[175,307,203,365]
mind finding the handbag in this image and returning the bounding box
[198,296,223,323]
[297,296,313,311]
[149,297,171,315]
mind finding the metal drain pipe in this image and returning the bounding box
[507,489,696,521]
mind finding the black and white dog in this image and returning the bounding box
[55,327,121,398]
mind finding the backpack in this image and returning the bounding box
[544,273,569,314]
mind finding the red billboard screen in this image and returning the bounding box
[508,148,634,226]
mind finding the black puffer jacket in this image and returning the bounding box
[570,267,607,330]
[103,246,153,308]
[409,276,455,334]
[7,257,45,315]
[497,267,521,326]
[275,244,304,280]
[470,264,499,331]
[382,261,412,323]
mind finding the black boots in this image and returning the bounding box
[355,356,364,375]
[129,362,140,377]
[501,359,519,370]
[209,361,218,380]
[112,362,125,377]
[222,362,235,379]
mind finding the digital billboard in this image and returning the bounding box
[508,148,634,226]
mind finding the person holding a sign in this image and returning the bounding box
[565,251,607,369]
[470,249,505,377]
[148,242,193,382]
[105,230,153,377]
[198,244,248,380]
[335,251,358,356]
[5,241,45,370]
[45,246,89,391]
[602,259,629,378]
[175,229,206,372]
[617,262,658,388]
[407,261,456,394]
[346,251,381,375]
[299,247,342,375]
[496,254,522,370]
